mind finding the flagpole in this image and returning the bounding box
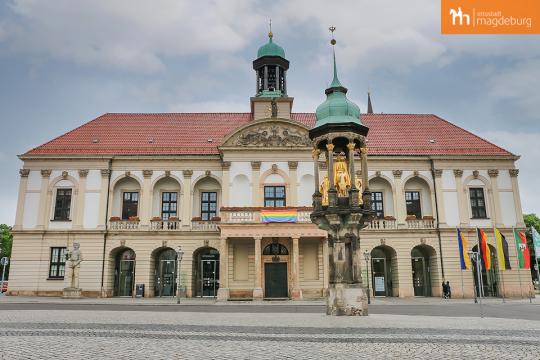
[494,227,506,303]
[513,227,524,298]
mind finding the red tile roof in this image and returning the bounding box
[24,113,512,156]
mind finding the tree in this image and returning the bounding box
[0,224,13,280]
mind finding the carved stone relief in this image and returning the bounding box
[234,124,311,147]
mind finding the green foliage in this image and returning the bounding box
[524,214,539,279]
[0,224,13,280]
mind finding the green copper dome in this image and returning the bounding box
[314,50,362,128]
[257,32,286,59]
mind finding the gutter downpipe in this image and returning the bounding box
[430,158,445,280]
[100,158,113,297]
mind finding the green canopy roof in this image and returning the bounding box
[257,32,286,59]
[314,49,362,128]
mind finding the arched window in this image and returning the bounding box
[263,243,289,255]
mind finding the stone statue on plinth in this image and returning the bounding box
[62,242,83,298]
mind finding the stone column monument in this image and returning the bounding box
[62,242,83,298]
[309,28,374,316]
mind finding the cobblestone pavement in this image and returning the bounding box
[1,309,539,359]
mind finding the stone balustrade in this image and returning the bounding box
[367,218,397,230]
[406,218,435,229]
[109,220,140,231]
[150,219,181,231]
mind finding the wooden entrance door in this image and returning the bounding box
[264,262,288,298]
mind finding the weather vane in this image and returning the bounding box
[269,19,273,38]
[329,26,336,45]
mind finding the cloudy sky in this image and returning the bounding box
[0,0,539,225]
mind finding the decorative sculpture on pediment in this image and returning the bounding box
[235,124,311,147]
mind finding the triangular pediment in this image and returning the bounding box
[219,118,311,148]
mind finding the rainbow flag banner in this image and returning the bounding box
[261,209,298,223]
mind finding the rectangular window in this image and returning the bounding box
[54,189,72,220]
[201,191,217,221]
[161,192,178,220]
[122,192,139,220]
[264,186,286,207]
[470,188,487,219]
[49,247,66,279]
[371,191,384,219]
[405,191,422,219]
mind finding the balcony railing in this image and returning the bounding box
[191,220,219,231]
[109,220,140,231]
[406,218,435,229]
[220,207,313,224]
[367,218,397,230]
[150,219,181,231]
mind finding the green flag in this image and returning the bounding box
[532,227,540,260]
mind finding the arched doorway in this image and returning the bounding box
[193,247,220,297]
[114,248,136,297]
[411,245,435,297]
[371,246,397,297]
[472,244,499,297]
[263,242,289,299]
[154,248,177,297]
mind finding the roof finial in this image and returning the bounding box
[268,19,273,41]
[367,91,374,114]
[328,26,342,88]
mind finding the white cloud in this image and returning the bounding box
[488,58,540,118]
[480,131,540,215]
[3,0,264,72]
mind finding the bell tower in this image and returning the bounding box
[251,24,293,120]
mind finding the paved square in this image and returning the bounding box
[1,300,539,359]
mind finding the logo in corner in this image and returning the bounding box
[449,7,470,26]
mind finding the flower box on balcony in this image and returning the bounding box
[191,216,202,221]
[151,216,162,221]
[422,215,434,220]
[128,216,140,222]
[383,216,396,220]
[168,216,179,221]
[109,216,121,221]
[211,216,221,222]
[406,215,417,220]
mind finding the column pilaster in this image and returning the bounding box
[140,170,153,229]
[454,169,468,226]
[181,170,193,229]
[488,169,503,227]
[509,169,525,226]
[36,169,51,229]
[217,236,230,301]
[221,162,231,206]
[392,170,406,227]
[14,169,30,230]
[98,169,110,230]
[288,161,298,206]
[291,236,303,300]
[251,162,261,206]
[322,236,329,293]
[253,236,264,300]
[433,169,446,226]
[73,169,88,229]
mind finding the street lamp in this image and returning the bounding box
[176,246,184,304]
[468,250,483,318]
[363,250,371,305]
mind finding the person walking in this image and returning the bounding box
[446,281,451,299]
[442,282,448,299]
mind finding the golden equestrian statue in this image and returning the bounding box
[334,153,351,197]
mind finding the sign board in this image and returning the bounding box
[0,257,8,266]
[374,276,385,292]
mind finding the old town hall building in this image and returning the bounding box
[9,32,530,300]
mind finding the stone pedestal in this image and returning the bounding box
[216,287,230,302]
[62,287,82,299]
[326,284,368,316]
[253,287,264,300]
